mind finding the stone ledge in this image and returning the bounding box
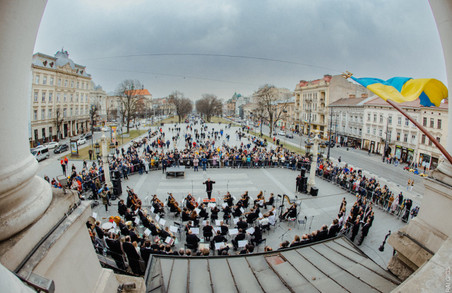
[0,188,78,271]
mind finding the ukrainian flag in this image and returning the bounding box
[350,76,448,107]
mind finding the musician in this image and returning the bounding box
[168,193,181,217]
[236,217,248,230]
[232,204,243,218]
[244,207,258,224]
[210,206,219,221]
[185,193,196,210]
[281,203,297,220]
[238,191,250,208]
[222,205,231,224]
[220,221,229,236]
[186,229,200,251]
[224,192,234,207]
[264,193,275,209]
[190,209,200,226]
[126,188,137,208]
[118,199,127,217]
[182,208,191,222]
[254,191,264,206]
[202,221,214,241]
[232,229,246,251]
[250,226,262,246]
[203,178,216,200]
[199,203,209,220]
[152,195,164,215]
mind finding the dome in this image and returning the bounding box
[54,49,76,69]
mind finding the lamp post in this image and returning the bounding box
[307,131,320,193]
[101,133,112,188]
[327,108,333,161]
[94,142,100,160]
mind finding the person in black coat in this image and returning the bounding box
[236,218,248,230]
[358,218,372,246]
[118,199,127,217]
[186,229,200,251]
[140,240,153,265]
[203,178,216,199]
[232,229,246,250]
[105,233,126,270]
[328,219,340,238]
[202,221,214,241]
[122,236,142,275]
[350,218,361,242]
[250,226,262,246]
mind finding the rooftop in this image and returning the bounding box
[145,236,400,292]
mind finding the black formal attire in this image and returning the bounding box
[237,220,248,230]
[203,225,214,240]
[203,180,216,199]
[118,202,127,216]
[328,224,340,238]
[250,227,262,246]
[186,233,200,251]
[105,238,126,270]
[358,222,371,245]
[140,246,153,265]
[122,242,142,275]
[232,232,246,250]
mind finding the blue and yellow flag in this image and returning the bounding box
[350,76,448,107]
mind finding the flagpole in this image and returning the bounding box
[386,99,452,165]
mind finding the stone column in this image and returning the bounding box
[0,0,52,241]
[307,133,319,192]
[101,134,112,188]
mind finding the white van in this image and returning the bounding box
[31,147,50,161]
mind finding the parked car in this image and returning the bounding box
[82,132,92,139]
[46,141,59,149]
[54,144,69,153]
[31,147,50,161]
[285,133,294,139]
[77,137,86,145]
[278,131,286,136]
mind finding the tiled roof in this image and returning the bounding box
[329,97,367,107]
[124,89,152,96]
[364,96,449,109]
[145,236,400,292]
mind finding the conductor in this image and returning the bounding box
[203,178,216,200]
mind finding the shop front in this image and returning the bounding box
[395,145,414,163]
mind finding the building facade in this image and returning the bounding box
[294,74,369,138]
[30,49,92,146]
[89,83,108,123]
[329,96,372,147]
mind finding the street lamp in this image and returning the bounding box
[94,142,100,160]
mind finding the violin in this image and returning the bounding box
[168,193,182,213]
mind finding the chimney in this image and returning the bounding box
[361,93,368,98]
[349,94,356,99]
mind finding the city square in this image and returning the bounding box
[1,1,452,293]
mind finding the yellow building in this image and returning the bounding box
[30,49,92,146]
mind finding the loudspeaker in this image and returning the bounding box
[300,168,306,177]
[301,177,308,193]
[310,187,318,196]
[112,179,122,196]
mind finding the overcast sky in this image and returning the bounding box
[34,0,446,101]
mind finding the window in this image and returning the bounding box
[71,81,74,88]
[43,75,47,85]
[397,116,402,125]
[41,91,46,103]
[438,119,442,129]
[421,134,426,144]
[70,108,73,116]
[411,135,416,144]
[34,91,38,102]
[405,117,409,126]
[373,128,376,135]
[64,79,68,87]
[379,129,383,137]
[57,93,60,102]
[35,75,40,84]
[64,94,67,102]
[63,108,67,117]
[404,133,408,143]
[379,114,383,123]
[429,139,433,146]
[359,128,362,135]
[41,109,45,120]
[76,93,79,102]
[396,132,401,141]
[430,118,434,128]
[49,92,53,102]
[373,114,377,123]
[33,110,37,120]
[48,108,52,119]
[70,94,73,102]
[77,81,79,89]
[58,79,61,86]
[50,76,54,86]
[367,113,371,121]
[437,137,441,144]
[423,117,427,126]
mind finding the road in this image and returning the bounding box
[250,123,425,199]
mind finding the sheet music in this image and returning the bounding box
[246,227,255,234]
[191,228,200,235]
[92,212,97,219]
[213,227,221,233]
[144,228,151,236]
[238,240,248,247]
[240,207,245,213]
[215,220,222,226]
[134,217,140,225]
[202,220,207,226]
[229,228,238,235]
[155,214,160,221]
[159,218,166,226]
[215,242,226,250]
[170,225,178,233]
[150,206,155,213]
[208,203,216,208]
[165,237,174,245]
[222,203,228,208]
[233,218,239,224]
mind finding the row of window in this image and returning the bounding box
[421,134,440,146]
[33,106,89,121]
[34,74,90,90]
[33,90,88,104]
[422,117,442,129]
[334,113,363,123]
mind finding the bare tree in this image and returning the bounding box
[53,107,64,141]
[116,79,142,133]
[196,94,223,122]
[254,84,290,137]
[89,104,99,131]
[168,91,193,123]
